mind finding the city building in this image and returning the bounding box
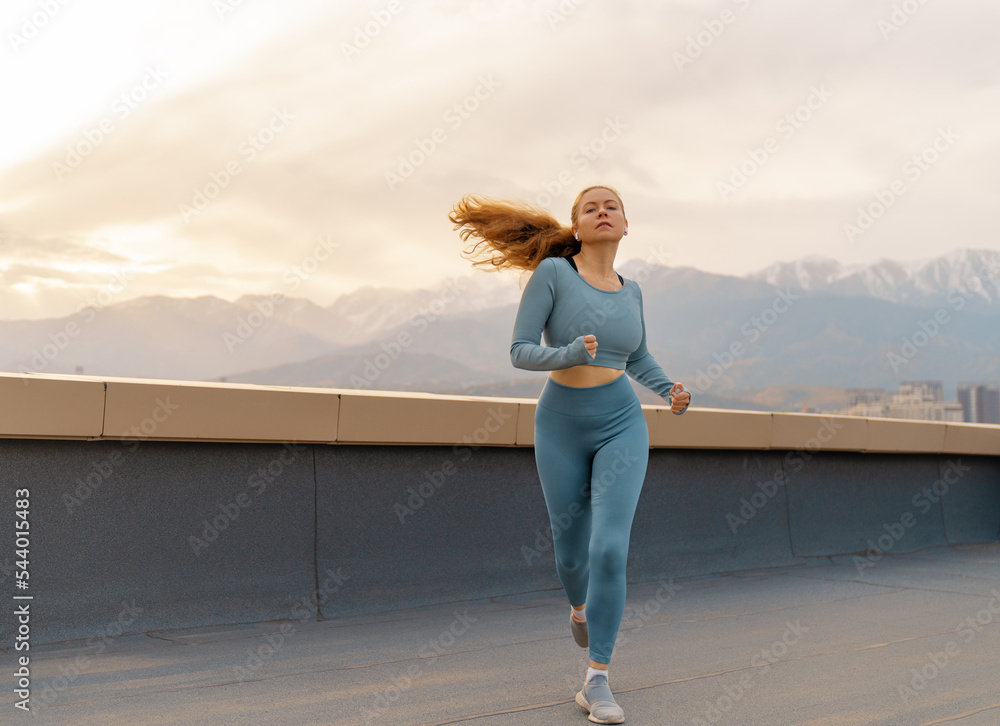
[957,383,1000,424]
[835,381,964,422]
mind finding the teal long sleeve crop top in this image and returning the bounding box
[510,255,688,412]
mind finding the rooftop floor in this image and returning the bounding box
[15,542,1000,725]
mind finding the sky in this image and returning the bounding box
[1,0,998,320]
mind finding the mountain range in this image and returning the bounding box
[3,248,998,412]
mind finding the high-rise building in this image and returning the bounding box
[900,380,943,402]
[983,386,1000,425]
[958,385,976,422]
[957,383,1000,424]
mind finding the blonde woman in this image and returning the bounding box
[450,185,689,724]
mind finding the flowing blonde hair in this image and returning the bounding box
[449,185,625,278]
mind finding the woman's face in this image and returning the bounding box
[573,188,627,243]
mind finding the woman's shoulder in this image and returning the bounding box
[531,255,565,277]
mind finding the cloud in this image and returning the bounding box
[0,234,130,264]
[0,0,998,320]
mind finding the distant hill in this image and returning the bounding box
[3,248,998,412]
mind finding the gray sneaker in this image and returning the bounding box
[575,672,625,724]
[570,612,588,648]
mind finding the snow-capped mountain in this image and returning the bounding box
[2,248,998,402]
[747,248,1000,310]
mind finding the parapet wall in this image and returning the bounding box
[0,372,997,646]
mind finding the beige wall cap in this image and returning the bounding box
[1,373,998,456]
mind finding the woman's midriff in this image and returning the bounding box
[549,365,625,388]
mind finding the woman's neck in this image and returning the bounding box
[573,248,619,280]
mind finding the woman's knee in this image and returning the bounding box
[589,534,629,575]
[555,551,587,575]
[551,516,590,573]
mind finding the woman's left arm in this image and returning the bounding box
[624,285,691,415]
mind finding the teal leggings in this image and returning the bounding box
[533,373,650,664]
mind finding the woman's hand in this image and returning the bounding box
[669,382,690,414]
[583,334,598,358]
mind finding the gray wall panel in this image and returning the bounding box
[631,450,798,578]
[939,455,1000,544]
[0,440,314,645]
[1,438,996,648]
[785,453,948,557]
[315,444,562,619]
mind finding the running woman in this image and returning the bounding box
[450,184,689,724]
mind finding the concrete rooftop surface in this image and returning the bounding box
[9,542,999,726]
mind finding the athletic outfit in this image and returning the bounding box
[510,254,687,665]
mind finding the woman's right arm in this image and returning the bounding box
[510,257,594,371]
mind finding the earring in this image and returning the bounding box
[574,232,580,241]
[624,227,628,235]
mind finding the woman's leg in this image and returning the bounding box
[584,401,650,665]
[533,400,594,609]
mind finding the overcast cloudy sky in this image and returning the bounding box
[1,0,998,320]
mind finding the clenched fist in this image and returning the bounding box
[583,334,598,358]
[669,382,691,414]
